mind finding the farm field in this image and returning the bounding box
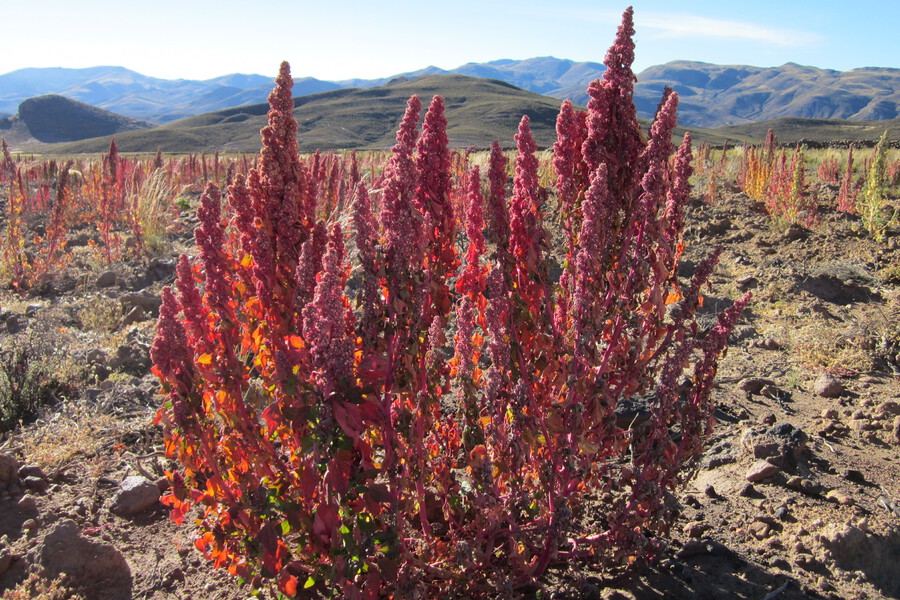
[0,9,899,600]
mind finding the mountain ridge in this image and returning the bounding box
[1,58,897,128]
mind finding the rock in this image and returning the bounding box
[738,482,758,497]
[877,401,900,418]
[30,520,131,599]
[737,377,775,395]
[96,270,118,288]
[24,303,43,317]
[736,274,758,290]
[22,519,39,535]
[683,522,710,538]
[701,440,737,469]
[119,305,146,327]
[0,453,19,490]
[821,408,838,419]
[675,539,726,559]
[22,476,48,494]
[786,476,821,495]
[86,348,108,365]
[741,423,808,467]
[17,495,37,511]
[5,314,24,334]
[783,223,809,241]
[120,292,162,316]
[842,469,865,484]
[107,342,151,375]
[746,460,780,482]
[17,464,45,479]
[748,521,772,540]
[814,374,844,398]
[770,557,791,570]
[794,553,819,570]
[111,476,161,516]
[892,416,900,445]
[825,489,855,506]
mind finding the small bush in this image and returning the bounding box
[0,341,61,432]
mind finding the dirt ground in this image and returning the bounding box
[0,183,898,600]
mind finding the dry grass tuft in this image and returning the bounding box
[17,399,126,470]
[1,572,85,600]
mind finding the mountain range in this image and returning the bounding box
[1,58,897,129]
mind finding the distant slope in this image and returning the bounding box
[2,59,898,129]
[0,66,340,123]
[25,75,898,155]
[630,61,900,128]
[44,75,576,153]
[338,57,607,99]
[705,116,900,145]
[0,94,153,144]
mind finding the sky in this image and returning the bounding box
[2,0,898,81]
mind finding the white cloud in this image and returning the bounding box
[640,13,821,47]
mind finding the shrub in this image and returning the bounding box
[857,132,896,241]
[0,341,60,432]
[152,8,748,598]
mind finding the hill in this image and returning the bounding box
[629,61,900,128]
[2,59,898,130]
[0,66,340,124]
[16,76,899,155]
[43,75,589,153]
[0,95,154,144]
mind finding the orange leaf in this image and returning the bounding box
[282,575,298,597]
[197,353,213,365]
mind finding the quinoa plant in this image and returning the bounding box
[152,9,748,598]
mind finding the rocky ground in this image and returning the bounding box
[0,185,898,600]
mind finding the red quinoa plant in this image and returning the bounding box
[152,8,748,598]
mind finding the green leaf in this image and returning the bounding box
[304,576,316,589]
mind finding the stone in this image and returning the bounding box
[675,539,726,559]
[111,476,161,516]
[825,489,854,506]
[814,374,844,398]
[120,292,162,316]
[0,453,19,489]
[746,460,779,482]
[30,520,131,598]
[17,495,37,511]
[119,306,147,328]
[5,315,24,334]
[748,521,772,540]
[22,476,48,494]
[794,554,819,570]
[877,401,900,418]
[842,469,865,484]
[96,270,118,288]
[683,522,710,538]
[17,464,45,479]
[738,377,775,395]
[892,416,900,445]
[738,482,758,497]
[0,549,12,576]
[848,419,874,432]
[741,423,808,467]
[821,408,838,419]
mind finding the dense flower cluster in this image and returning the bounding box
[152,7,748,598]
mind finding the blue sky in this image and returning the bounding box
[3,1,897,80]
